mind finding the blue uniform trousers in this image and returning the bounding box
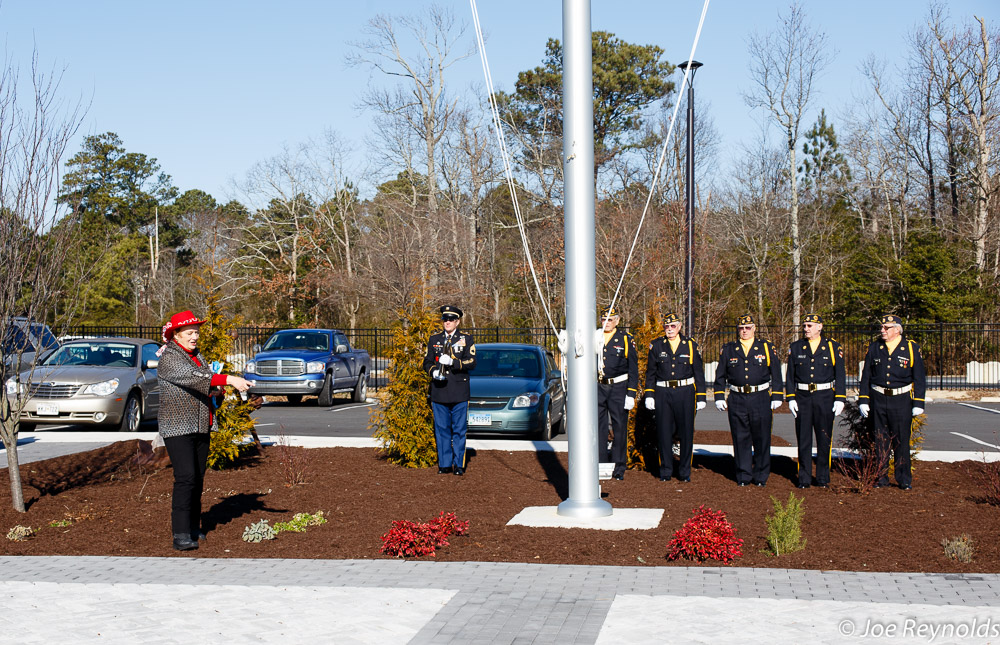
[870,391,913,487]
[432,400,469,470]
[727,390,772,484]
[654,384,695,479]
[794,389,834,486]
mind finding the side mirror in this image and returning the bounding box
[252,344,262,354]
[550,369,562,381]
[145,359,159,370]
[335,344,348,354]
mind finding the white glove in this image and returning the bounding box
[624,396,635,410]
[432,366,446,381]
[594,328,604,355]
[645,397,655,410]
[696,401,706,411]
[438,354,453,366]
[557,329,568,354]
[788,400,798,418]
[770,400,781,410]
[912,407,924,416]
[716,400,727,411]
[859,403,869,418]
[833,401,844,417]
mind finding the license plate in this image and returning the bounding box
[36,402,59,416]
[468,412,492,426]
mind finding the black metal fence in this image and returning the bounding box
[60,323,1000,391]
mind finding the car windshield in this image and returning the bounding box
[43,342,137,367]
[469,349,541,378]
[263,332,330,351]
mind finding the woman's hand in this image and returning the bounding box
[227,375,253,392]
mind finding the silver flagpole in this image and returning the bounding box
[557,0,612,518]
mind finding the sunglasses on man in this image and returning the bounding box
[442,314,460,322]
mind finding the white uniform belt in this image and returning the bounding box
[656,377,694,388]
[729,382,770,393]
[599,373,629,385]
[871,383,913,396]
[796,381,835,392]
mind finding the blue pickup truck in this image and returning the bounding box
[243,329,371,406]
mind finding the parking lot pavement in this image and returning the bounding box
[2,557,999,644]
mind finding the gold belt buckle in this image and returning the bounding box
[808,383,818,392]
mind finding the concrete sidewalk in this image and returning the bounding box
[1,556,998,644]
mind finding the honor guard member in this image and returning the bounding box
[596,305,638,480]
[858,314,926,490]
[423,305,477,475]
[785,313,846,488]
[714,314,783,487]
[643,312,707,482]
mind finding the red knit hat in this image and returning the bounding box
[162,310,206,343]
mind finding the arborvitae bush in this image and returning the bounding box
[765,492,807,556]
[371,306,440,467]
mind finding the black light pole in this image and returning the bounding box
[678,60,702,333]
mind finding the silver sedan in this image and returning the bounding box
[6,338,162,432]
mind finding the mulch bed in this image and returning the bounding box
[0,437,997,572]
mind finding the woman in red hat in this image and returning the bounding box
[157,310,252,551]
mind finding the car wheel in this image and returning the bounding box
[318,373,333,407]
[535,402,554,441]
[352,370,368,403]
[118,393,141,432]
[286,394,303,405]
[550,405,564,437]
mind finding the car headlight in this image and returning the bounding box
[306,361,325,374]
[5,377,22,397]
[81,378,120,397]
[245,361,257,374]
[512,393,540,408]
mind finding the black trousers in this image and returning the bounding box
[597,381,628,470]
[654,385,695,479]
[163,433,210,537]
[871,392,913,487]
[794,389,834,486]
[727,390,772,484]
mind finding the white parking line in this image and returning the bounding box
[321,403,375,412]
[957,402,1000,415]
[950,432,1000,450]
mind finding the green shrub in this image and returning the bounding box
[941,534,974,563]
[371,306,440,467]
[765,492,807,556]
[274,511,327,534]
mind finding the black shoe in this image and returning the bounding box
[173,534,198,551]
[659,475,671,482]
[816,483,829,488]
[453,467,465,476]
[899,484,912,490]
[873,481,889,489]
[797,483,810,489]
[754,482,766,487]
[438,466,453,475]
[612,473,624,480]
[191,531,206,542]
[678,477,690,483]
[737,482,749,487]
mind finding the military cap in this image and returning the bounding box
[600,305,619,319]
[738,314,755,326]
[803,313,823,324]
[880,314,902,326]
[662,312,680,324]
[440,305,463,319]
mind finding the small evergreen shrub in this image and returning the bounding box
[242,519,276,543]
[667,505,742,563]
[765,492,807,556]
[6,525,34,541]
[380,511,470,558]
[941,534,974,563]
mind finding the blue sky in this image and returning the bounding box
[1,1,995,205]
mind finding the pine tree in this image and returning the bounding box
[371,306,440,467]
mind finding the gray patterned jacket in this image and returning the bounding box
[157,341,217,438]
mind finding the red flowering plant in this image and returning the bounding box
[666,505,743,563]
[380,512,470,558]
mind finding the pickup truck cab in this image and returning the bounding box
[244,329,371,406]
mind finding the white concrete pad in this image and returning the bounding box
[0,581,455,644]
[597,595,1000,645]
[507,505,663,530]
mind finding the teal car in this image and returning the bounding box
[467,343,565,440]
